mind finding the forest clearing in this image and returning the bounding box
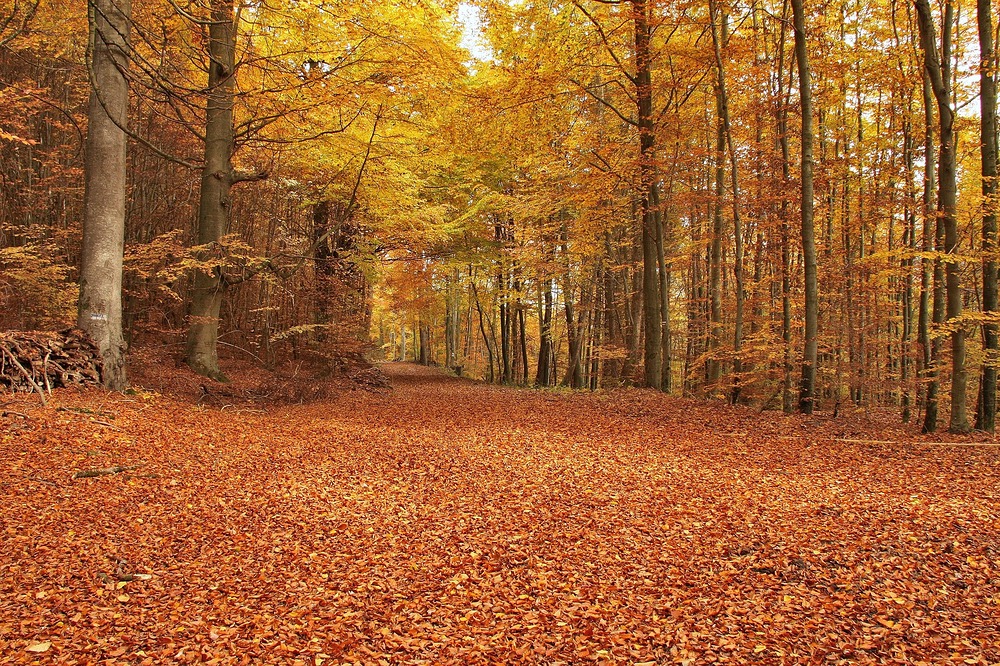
[2,363,998,664]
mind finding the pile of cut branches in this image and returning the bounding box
[0,328,102,396]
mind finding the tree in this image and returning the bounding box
[708,0,746,404]
[78,0,131,390]
[792,0,818,414]
[631,0,664,390]
[974,0,998,432]
[914,0,969,433]
[184,0,263,380]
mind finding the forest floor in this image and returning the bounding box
[1,362,998,665]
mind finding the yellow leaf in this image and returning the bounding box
[25,642,51,653]
[753,645,767,653]
[117,594,130,602]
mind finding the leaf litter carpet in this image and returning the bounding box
[1,363,998,665]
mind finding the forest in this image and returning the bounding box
[0,0,996,432]
[1,0,999,663]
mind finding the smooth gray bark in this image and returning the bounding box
[79,0,131,391]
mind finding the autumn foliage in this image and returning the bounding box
[1,0,999,429]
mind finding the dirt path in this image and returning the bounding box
[1,363,998,664]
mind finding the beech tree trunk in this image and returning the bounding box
[632,0,662,390]
[792,0,819,414]
[776,0,794,414]
[975,0,998,432]
[901,108,916,423]
[562,285,584,388]
[653,188,672,391]
[709,0,745,405]
[708,93,724,386]
[536,279,554,386]
[919,72,939,433]
[78,0,131,391]
[915,0,969,433]
[186,0,238,381]
[445,269,460,372]
[419,321,430,365]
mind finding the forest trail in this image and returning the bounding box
[1,364,998,664]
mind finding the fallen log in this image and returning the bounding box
[73,464,142,479]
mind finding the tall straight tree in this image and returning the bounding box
[791,0,818,413]
[185,0,266,380]
[708,0,746,404]
[975,0,998,432]
[919,71,941,433]
[185,0,237,380]
[78,0,131,390]
[914,0,969,433]
[632,0,663,390]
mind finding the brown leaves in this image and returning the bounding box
[1,363,998,663]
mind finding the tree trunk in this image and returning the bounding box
[79,0,131,391]
[470,275,495,382]
[653,188,672,391]
[792,0,819,414]
[776,0,794,413]
[312,200,335,344]
[708,90,724,387]
[590,274,602,390]
[622,219,644,383]
[602,240,625,383]
[445,274,456,371]
[709,0,745,405]
[915,0,969,433]
[632,0,662,390]
[901,108,916,423]
[919,71,939,433]
[975,0,998,432]
[186,0,237,381]
[562,284,584,388]
[536,278,554,386]
[419,321,430,365]
[517,299,528,385]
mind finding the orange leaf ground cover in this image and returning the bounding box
[2,363,998,665]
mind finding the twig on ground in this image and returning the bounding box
[26,476,57,486]
[56,406,116,419]
[73,464,143,479]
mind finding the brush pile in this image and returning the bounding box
[0,328,102,394]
